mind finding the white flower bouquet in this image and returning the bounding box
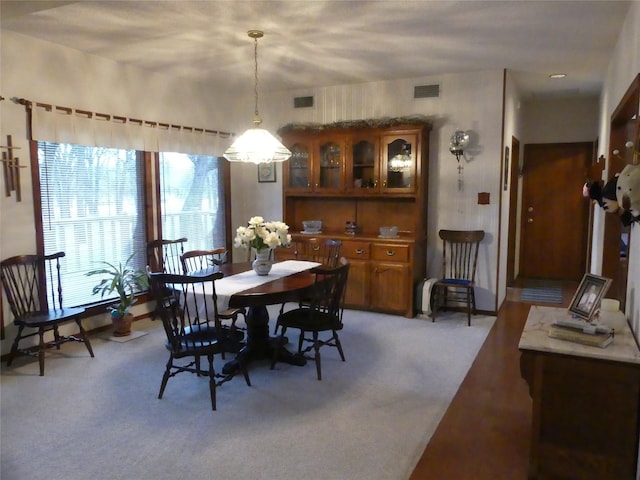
[234,216,291,253]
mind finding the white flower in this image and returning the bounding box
[234,217,290,252]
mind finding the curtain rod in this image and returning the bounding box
[10,97,235,138]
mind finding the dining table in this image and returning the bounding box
[211,260,321,374]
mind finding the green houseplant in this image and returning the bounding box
[86,253,149,336]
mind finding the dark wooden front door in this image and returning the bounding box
[519,142,593,280]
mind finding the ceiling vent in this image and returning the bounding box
[414,84,440,99]
[294,96,314,108]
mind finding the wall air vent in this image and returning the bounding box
[293,96,314,108]
[414,84,440,99]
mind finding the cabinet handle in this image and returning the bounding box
[307,182,310,188]
[315,183,318,188]
[312,245,320,252]
[355,248,364,254]
[386,250,395,256]
[382,181,386,188]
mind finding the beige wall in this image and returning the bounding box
[598,1,640,337]
[259,70,506,313]
[2,2,638,354]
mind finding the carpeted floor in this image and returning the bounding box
[519,279,564,304]
[1,307,495,480]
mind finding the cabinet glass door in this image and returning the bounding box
[318,141,343,190]
[351,139,377,191]
[287,143,310,190]
[383,135,417,192]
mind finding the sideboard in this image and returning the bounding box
[519,305,640,479]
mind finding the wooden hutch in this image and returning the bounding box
[275,117,431,317]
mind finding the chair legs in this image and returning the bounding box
[159,351,251,411]
[432,285,476,326]
[274,328,345,381]
[6,321,94,376]
[6,325,24,367]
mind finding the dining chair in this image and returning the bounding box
[271,261,350,380]
[294,238,343,266]
[147,237,187,320]
[0,252,95,376]
[146,237,188,274]
[181,248,246,351]
[273,238,343,334]
[431,229,485,326]
[148,271,251,410]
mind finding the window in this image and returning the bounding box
[158,153,226,251]
[37,142,147,308]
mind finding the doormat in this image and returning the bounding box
[103,330,148,343]
[519,280,563,304]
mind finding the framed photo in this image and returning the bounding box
[257,163,276,183]
[568,273,612,321]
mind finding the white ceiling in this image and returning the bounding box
[0,0,633,98]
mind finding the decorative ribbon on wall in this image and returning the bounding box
[11,97,236,157]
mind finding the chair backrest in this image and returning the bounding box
[0,251,67,317]
[148,271,224,353]
[181,248,228,274]
[294,238,343,267]
[308,261,350,324]
[439,230,485,282]
[147,238,188,274]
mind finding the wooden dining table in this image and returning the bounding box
[215,261,319,375]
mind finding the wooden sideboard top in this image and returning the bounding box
[519,305,640,365]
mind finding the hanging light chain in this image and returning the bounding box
[248,30,264,124]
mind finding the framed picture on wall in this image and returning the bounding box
[568,273,612,321]
[258,163,276,183]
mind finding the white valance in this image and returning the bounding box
[30,103,234,156]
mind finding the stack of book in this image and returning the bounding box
[548,318,614,348]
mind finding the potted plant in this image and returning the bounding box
[86,253,149,336]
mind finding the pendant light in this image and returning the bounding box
[224,30,291,164]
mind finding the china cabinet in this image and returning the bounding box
[277,119,430,317]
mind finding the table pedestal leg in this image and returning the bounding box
[222,305,306,375]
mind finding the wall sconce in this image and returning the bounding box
[449,130,470,162]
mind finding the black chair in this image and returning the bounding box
[271,261,349,380]
[181,248,246,351]
[431,229,485,326]
[146,237,188,274]
[148,271,251,410]
[147,238,187,320]
[293,238,342,266]
[274,238,343,334]
[0,252,95,376]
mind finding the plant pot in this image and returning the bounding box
[112,312,134,337]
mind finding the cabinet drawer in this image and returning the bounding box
[371,244,409,262]
[341,240,370,259]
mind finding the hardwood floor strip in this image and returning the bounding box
[409,300,533,479]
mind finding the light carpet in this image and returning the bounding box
[0,307,495,480]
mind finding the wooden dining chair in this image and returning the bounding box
[274,238,343,334]
[148,271,251,410]
[294,238,343,267]
[146,237,188,274]
[271,261,350,380]
[147,237,187,320]
[181,248,246,351]
[0,252,95,375]
[431,229,485,326]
